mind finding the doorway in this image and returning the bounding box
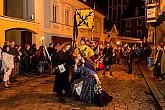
[5,29,32,48]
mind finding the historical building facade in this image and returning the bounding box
[0,0,39,47]
[107,0,130,34]
[0,0,105,47]
[42,0,104,47]
[146,0,165,44]
[122,0,146,39]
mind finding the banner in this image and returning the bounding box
[73,12,78,47]
[76,9,94,28]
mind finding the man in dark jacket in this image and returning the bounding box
[102,43,113,76]
[154,45,164,81]
[47,43,55,57]
[22,44,32,75]
[127,46,134,74]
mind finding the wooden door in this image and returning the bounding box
[21,31,32,48]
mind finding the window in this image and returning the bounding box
[124,0,129,4]
[137,30,142,37]
[135,7,139,16]
[109,8,112,20]
[137,18,143,26]
[109,0,112,6]
[126,31,131,36]
[65,10,70,25]
[118,0,121,4]
[126,0,129,4]
[53,5,57,23]
[113,9,117,21]
[126,20,131,27]
[95,18,100,32]
[114,0,117,5]
[118,6,121,19]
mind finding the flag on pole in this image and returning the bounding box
[73,12,78,47]
[76,9,94,29]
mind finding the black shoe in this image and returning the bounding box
[158,77,164,81]
[102,72,105,75]
[110,72,113,76]
[64,93,69,97]
[10,78,16,83]
[128,72,132,74]
[55,93,63,97]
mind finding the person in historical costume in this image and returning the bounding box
[154,45,165,81]
[2,45,14,87]
[102,43,113,76]
[36,46,46,73]
[53,42,75,97]
[22,44,32,75]
[71,38,112,107]
[31,44,38,72]
[9,41,19,82]
[73,38,95,68]
[126,46,134,74]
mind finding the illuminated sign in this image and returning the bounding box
[147,7,156,18]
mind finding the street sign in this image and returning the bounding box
[147,7,156,18]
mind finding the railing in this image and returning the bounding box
[50,21,73,27]
[0,15,40,24]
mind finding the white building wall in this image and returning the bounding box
[44,0,51,29]
[37,0,105,47]
[34,0,45,47]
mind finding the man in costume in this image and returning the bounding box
[73,38,95,70]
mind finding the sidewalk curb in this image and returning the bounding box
[138,64,165,110]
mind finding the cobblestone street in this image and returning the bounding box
[0,64,160,110]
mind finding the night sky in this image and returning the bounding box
[95,0,108,15]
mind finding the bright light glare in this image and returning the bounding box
[116,41,120,45]
[41,36,44,40]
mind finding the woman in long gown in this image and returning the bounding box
[71,38,112,107]
[2,45,14,87]
[53,42,74,96]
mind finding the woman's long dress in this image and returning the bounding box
[72,45,112,106]
[71,61,112,107]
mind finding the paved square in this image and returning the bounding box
[0,64,160,110]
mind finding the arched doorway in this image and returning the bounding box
[5,28,33,48]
